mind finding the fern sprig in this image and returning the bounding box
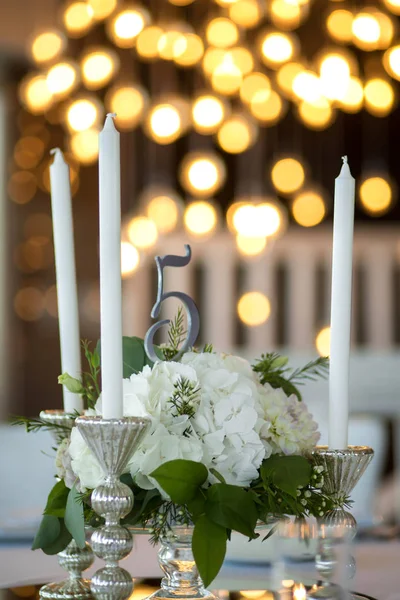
[289,356,329,384]
[11,415,71,435]
[163,307,187,361]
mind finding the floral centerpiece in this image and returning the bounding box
[18,310,336,587]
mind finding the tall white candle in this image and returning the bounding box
[329,156,355,449]
[99,113,123,419]
[50,149,83,414]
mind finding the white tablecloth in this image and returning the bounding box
[0,537,398,600]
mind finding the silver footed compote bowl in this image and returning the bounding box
[306,446,374,600]
[39,410,94,600]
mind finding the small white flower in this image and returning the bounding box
[304,490,311,498]
[300,499,307,506]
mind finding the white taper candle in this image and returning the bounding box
[99,113,123,419]
[49,149,83,414]
[329,156,355,449]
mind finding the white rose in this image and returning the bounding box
[68,427,105,491]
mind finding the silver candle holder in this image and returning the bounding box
[39,410,95,600]
[307,445,374,599]
[76,415,151,600]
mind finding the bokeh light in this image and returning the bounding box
[87,0,117,20]
[127,216,158,249]
[211,52,243,95]
[364,78,395,117]
[236,235,267,256]
[276,61,304,98]
[217,114,258,154]
[184,201,218,237]
[14,136,45,169]
[271,157,305,194]
[292,189,326,227]
[316,326,330,356]
[292,70,322,103]
[233,201,284,238]
[240,72,271,104]
[383,45,400,81]
[260,31,297,68]
[46,61,79,96]
[106,85,148,130]
[250,90,285,125]
[352,12,381,50]
[382,0,400,15]
[359,176,394,216]
[8,171,37,204]
[192,94,227,134]
[107,6,150,48]
[270,0,307,30]
[237,292,271,327]
[66,97,102,132]
[143,189,182,234]
[229,0,263,28]
[19,74,53,114]
[180,152,226,197]
[121,242,140,277]
[63,2,94,37]
[230,47,254,75]
[70,128,99,164]
[337,76,364,112]
[174,34,204,67]
[81,48,119,90]
[136,26,164,60]
[206,18,239,48]
[30,30,66,64]
[146,102,183,144]
[157,24,191,60]
[14,287,45,321]
[319,53,351,101]
[203,47,226,76]
[298,98,335,130]
[326,9,354,43]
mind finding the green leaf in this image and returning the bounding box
[44,480,69,518]
[32,514,61,550]
[64,486,85,548]
[209,468,226,484]
[42,520,72,555]
[150,459,208,504]
[187,493,206,520]
[261,455,312,497]
[123,337,146,378]
[58,373,84,395]
[91,349,100,369]
[205,484,258,538]
[192,515,227,588]
[262,524,278,542]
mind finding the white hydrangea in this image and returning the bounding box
[67,352,320,493]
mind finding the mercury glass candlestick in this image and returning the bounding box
[39,410,95,600]
[76,415,150,600]
[307,446,374,600]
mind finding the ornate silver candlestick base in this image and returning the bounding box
[39,410,94,600]
[76,416,150,600]
[307,446,374,600]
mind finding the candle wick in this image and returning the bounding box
[341,155,348,164]
[50,147,61,156]
[106,112,117,119]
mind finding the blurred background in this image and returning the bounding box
[0,0,399,526]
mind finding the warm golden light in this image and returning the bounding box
[202,48,226,76]
[146,193,181,234]
[127,216,158,249]
[63,2,94,37]
[70,128,99,164]
[375,12,394,49]
[298,98,335,130]
[352,12,381,49]
[238,292,271,327]
[236,235,267,256]
[107,7,150,48]
[337,76,363,113]
[14,287,45,321]
[316,326,330,357]
[81,49,119,90]
[319,54,351,101]
[169,0,195,5]
[260,31,296,67]
[240,592,266,599]
[282,581,295,589]
[233,202,282,237]
[66,97,101,132]
[192,95,227,134]
[206,18,239,49]
[250,90,285,124]
[276,61,304,98]
[217,114,257,154]
[292,190,326,227]
[229,0,263,28]
[158,26,189,61]
[174,34,204,67]
[383,45,400,81]
[14,136,45,169]
[271,157,305,194]
[382,0,400,15]
[19,74,53,114]
[121,242,140,277]
[147,103,182,144]
[180,152,226,197]
[46,61,78,96]
[30,30,65,64]
[364,78,395,117]
[136,26,164,60]
[8,171,37,204]
[88,0,117,20]
[270,0,306,30]
[292,70,322,103]
[293,584,307,600]
[230,47,254,75]
[326,9,354,43]
[211,52,243,95]
[184,201,218,237]
[106,85,148,130]
[359,176,393,215]
[240,72,271,104]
